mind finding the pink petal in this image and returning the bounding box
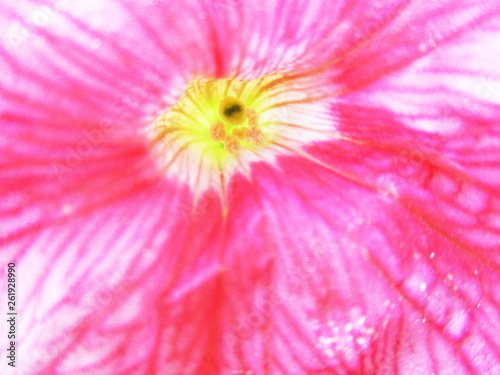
[1,1,499,375]
[305,1,500,94]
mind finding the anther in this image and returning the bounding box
[209,120,226,141]
[246,108,259,128]
[232,127,248,140]
[224,135,241,154]
[245,127,265,145]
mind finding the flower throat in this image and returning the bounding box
[149,74,278,169]
[147,70,333,202]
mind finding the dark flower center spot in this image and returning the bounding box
[224,104,243,117]
[219,96,246,126]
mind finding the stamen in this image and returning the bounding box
[232,127,248,139]
[224,135,241,154]
[247,108,259,129]
[244,127,265,145]
[209,120,226,142]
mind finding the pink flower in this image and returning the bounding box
[1,0,499,374]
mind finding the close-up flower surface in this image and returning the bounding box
[1,0,500,374]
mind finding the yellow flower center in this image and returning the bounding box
[146,70,333,207]
[149,74,280,171]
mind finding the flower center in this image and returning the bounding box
[210,96,265,154]
[147,71,333,199]
[149,74,278,170]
